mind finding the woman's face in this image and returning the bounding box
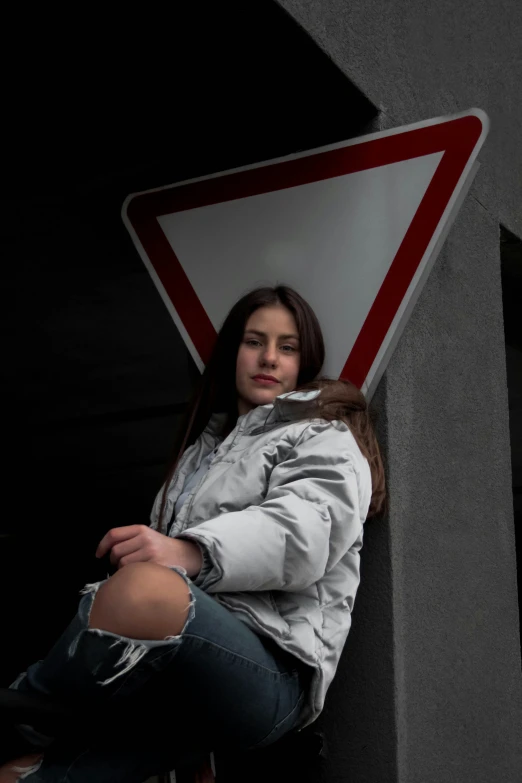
[236,304,301,417]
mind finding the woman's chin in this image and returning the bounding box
[250,388,280,405]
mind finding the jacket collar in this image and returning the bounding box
[205,389,321,438]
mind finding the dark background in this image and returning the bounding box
[0,1,377,684]
[500,226,522,659]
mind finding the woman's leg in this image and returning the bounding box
[11,563,193,707]
[3,564,194,778]
[5,563,308,781]
[88,562,191,640]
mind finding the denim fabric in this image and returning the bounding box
[9,569,308,782]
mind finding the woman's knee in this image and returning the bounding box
[88,562,192,640]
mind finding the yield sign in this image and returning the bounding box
[122,108,489,400]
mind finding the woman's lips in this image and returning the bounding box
[252,377,278,385]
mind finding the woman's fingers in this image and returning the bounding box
[109,536,143,566]
[117,549,150,568]
[96,525,145,558]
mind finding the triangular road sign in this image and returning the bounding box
[122,109,489,400]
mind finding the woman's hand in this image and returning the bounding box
[96,525,203,577]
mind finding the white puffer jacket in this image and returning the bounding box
[150,389,372,727]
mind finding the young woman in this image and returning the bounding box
[1,285,386,782]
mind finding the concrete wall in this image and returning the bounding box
[277,0,522,237]
[275,1,522,781]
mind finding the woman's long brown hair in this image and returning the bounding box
[157,285,386,532]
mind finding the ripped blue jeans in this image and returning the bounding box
[9,569,308,782]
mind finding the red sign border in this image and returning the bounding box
[125,113,484,387]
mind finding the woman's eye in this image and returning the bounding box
[245,340,297,352]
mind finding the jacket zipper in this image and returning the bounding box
[164,453,197,535]
[178,428,242,533]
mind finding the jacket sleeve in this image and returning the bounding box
[178,422,368,593]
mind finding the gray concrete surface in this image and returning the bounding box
[275,1,522,781]
[383,188,522,782]
[277,0,522,238]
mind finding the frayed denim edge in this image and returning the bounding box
[78,566,196,687]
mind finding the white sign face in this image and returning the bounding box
[156,152,443,385]
[122,109,489,400]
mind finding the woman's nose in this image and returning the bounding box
[261,346,278,365]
